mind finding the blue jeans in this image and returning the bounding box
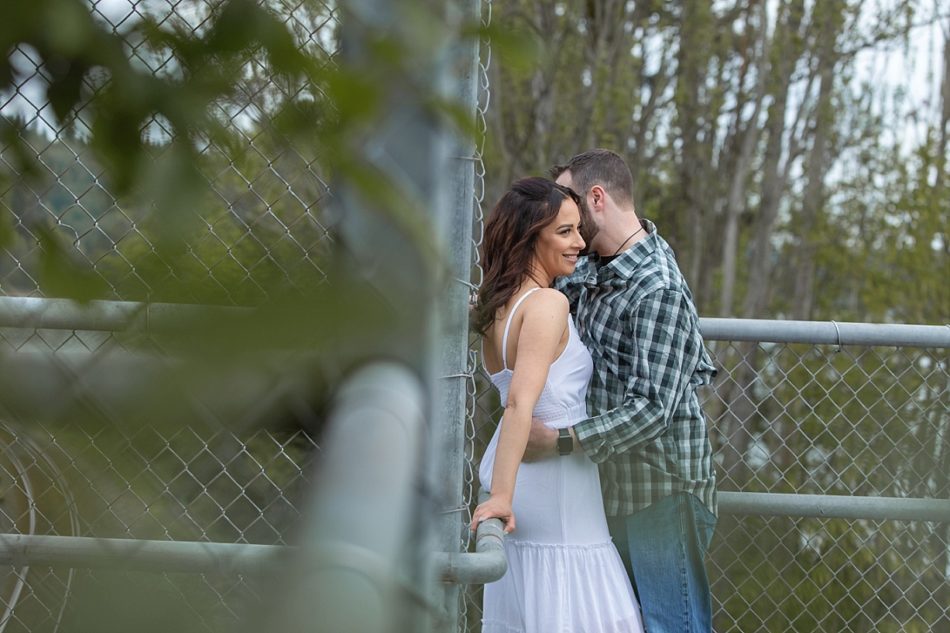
[607,493,717,633]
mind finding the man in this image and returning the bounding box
[525,148,718,632]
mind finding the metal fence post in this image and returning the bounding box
[335,1,459,630]
[433,0,483,629]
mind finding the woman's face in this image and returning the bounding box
[532,197,585,280]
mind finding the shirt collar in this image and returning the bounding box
[560,219,659,289]
[589,219,657,284]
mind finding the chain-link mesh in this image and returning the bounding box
[465,336,949,632]
[0,1,337,630]
[0,347,320,632]
[1,0,338,305]
[706,340,948,632]
[458,0,492,630]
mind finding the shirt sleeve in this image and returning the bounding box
[554,275,582,313]
[573,289,696,462]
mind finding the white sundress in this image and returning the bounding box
[479,288,644,633]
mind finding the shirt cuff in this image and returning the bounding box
[572,419,611,464]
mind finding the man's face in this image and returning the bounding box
[555,170,600,253]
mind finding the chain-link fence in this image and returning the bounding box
[2,0,493,630]
[2,1,339,306]
[1,1,337,630]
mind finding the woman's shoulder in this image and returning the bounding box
[522,288,569,317]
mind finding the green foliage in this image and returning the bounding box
[470,20,542,78]
[36,223,109,301]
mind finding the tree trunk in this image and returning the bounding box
[720,0,807,485]
[719,2,768,316]
[673,1,713,270]
[792,1,844,320]
[936,13,949,200]
[933,13,950,594]
[572,0,627,153]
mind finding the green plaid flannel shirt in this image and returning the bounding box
[558,220,718,517]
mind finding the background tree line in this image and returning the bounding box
[484,0,947,326]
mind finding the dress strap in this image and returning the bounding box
[501,287,542,370]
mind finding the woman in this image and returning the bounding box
[470,177,644,633]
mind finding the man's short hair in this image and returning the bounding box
[551,148,634,208]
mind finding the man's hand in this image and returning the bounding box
[523,418,558,462]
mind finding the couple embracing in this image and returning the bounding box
[471,149,718,633]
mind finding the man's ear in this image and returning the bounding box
[589,185,606,211]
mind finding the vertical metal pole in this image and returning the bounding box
[334,1,456,631]
[432,1,483,630]
[316,1,484,630]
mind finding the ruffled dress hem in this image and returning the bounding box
[481,616,645,633]
[482,539,644,633]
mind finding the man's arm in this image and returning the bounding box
[523,419,579,461]
[572,289,697,463]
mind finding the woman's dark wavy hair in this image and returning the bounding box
[472,177,581,335]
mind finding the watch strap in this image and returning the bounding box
[557,427,573,456]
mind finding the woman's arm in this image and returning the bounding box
[471,289,568,533]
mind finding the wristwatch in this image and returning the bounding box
[557,427,573,456]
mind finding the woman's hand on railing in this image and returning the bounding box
[471,494,515,534]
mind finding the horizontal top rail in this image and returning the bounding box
[1,296,948,348]
[719,492,950,522]
[0,296,242,332]
[0,533,283,574]
[700,317,950,348]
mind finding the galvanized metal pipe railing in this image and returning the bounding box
[432,517,507,585]
[719,492,950,522]
[433,491,507,585]
[0,493,945,574]
[2,297,947,349]
[0,517,510,584]
[0,534,283,574]
[273,361,427,633]
[700,317,950,347]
